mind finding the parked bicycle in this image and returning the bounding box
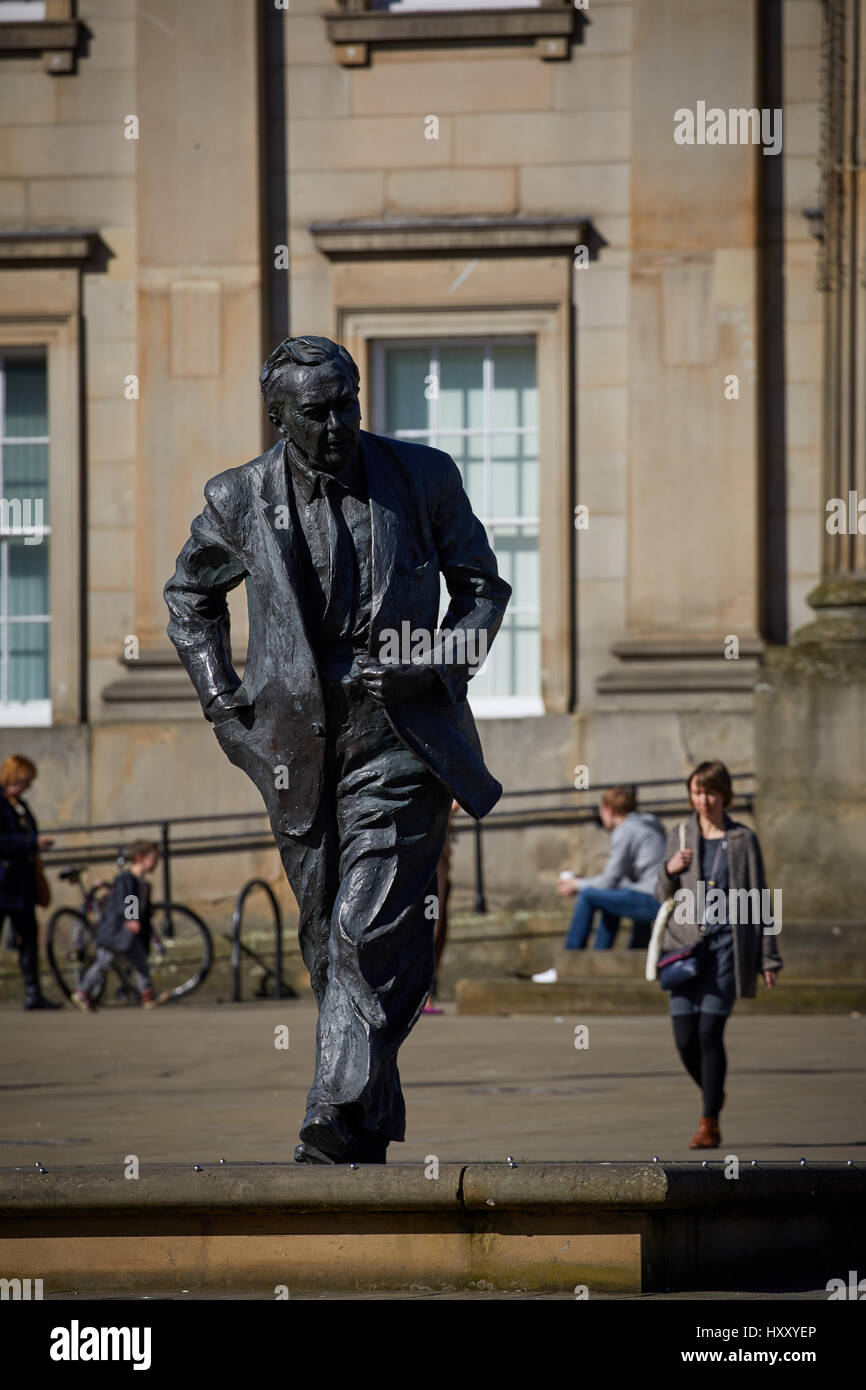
[46,864,213,1005]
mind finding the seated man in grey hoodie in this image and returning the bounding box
[533,786,666,980]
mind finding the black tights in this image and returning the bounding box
[672,1012,728,1119]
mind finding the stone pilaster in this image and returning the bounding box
[797,0,866,640]
[755,0,866,927]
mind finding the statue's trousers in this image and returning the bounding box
[276,654,453,1143]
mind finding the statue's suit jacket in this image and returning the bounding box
[164,430,512,836]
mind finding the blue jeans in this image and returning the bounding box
[565,887,659,950]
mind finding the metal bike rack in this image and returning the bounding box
[230,877,295,1002]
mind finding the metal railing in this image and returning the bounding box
[451,773,756,913]
[38,809,282,906]
[36,771,755,921]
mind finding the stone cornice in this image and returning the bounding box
[310,214,602,260]
[597,638,765,694]
[326,2,580,65]
[0,228,104,265]
[0,18,81,74]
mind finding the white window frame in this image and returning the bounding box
[372,334,542,717]
[0,348,51,725]
[340,306,571,719]
[0,318,80,726]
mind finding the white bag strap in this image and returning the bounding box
[645,820,687,981]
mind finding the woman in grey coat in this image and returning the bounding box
[655,760,782,1150]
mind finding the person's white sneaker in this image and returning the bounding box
[531,967,558,984]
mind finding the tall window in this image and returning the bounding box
[0,351,50,725]
[373,338,540,713]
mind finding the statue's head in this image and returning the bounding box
[260,335,361,475]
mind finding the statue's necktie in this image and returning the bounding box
[321,478,353,628]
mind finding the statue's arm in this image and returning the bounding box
[164,482,249,720]
[429,451,512,703]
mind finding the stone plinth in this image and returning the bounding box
[755,637,866,927]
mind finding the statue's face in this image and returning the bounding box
[268,361,361,475]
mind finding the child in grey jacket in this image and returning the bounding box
[72,841,170,1012]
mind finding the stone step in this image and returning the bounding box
[436,914,866,995]
[529,950,866,981]
[6,911,863,1004]
[455,977,866,1016]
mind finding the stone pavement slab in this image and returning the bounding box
[1,1001,863,1167]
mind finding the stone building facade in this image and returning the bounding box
[0,0,829,908]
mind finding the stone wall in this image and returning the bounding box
[0,0,829,916]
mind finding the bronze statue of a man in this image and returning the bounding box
[165,336,510,1163]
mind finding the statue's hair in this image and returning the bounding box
[259,336,359,401]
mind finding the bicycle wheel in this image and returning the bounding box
[147,903,212,1000]
[46,907,96,1000]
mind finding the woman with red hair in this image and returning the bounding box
[0,754,58,1010]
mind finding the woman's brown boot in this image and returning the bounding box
[689,1116,721,1149]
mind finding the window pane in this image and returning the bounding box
[513,619,540,697]
[2,443,49,519]
[7,621,49,702]
[492,343,537,432]
[510,529,541,610]
[8,540,49,616]
[489,525,540,698]
[384,347,430,434]
[3,355,47,437]
[437,345,484,434]
[490,526,540,606]
[467,651,492,701]
[491,431,538,522]
[437,430,484,509]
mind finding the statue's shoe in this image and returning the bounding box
[299,1105,354,1162]
[293,1141,338,1165]
[296,1103,390,1165]
[294,1136,388,1165]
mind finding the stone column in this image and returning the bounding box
[798,0,866,639]
[755,0,866,929]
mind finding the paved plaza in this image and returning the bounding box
[1,1001,862,1169]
